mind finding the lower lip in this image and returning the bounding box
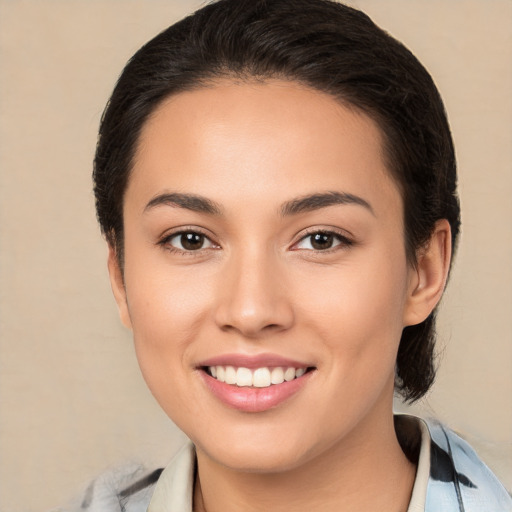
[199,370,314,413]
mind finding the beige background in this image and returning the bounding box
[0,1,510,510]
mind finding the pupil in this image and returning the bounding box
[181,233,203,250]
[311,233,333,250]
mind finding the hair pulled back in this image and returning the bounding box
[94,0,461,402]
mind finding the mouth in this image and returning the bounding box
[203,365,312,388]
[196,356,316,412]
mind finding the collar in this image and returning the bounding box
[147,415,512,512]
[148,415,431,512]
[148,442,195,512]
[407,417,431,511]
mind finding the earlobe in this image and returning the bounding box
[107,244,132,329]
[403,219,452,327]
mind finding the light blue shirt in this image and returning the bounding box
[71,416,512,512]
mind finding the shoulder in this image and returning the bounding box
[59,442,195,512]
[423,418,512,512]
[61,464,163,512]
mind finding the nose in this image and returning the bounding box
[213,249,294,338]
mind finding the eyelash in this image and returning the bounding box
[158,228,354,256]
[292,228,354,253]
[158,228,219,256]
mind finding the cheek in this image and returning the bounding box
[122,252,216,393]
[125,273,213,425]
[123,225,216,333]
[295,248,409,367]
[126,269,212,351]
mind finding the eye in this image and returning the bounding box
[294,231,352,251]
[165,231,216,252]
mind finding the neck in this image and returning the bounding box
[193,407,415,512]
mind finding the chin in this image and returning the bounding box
[202,441,313,474]
[190,418,325,474]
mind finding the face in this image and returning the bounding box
[111,80,425,473]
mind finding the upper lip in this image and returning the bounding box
[197,353,314,370]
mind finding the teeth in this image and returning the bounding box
[253,368,271,388]
[236,367,253,387]
[284,367,296,381]
[225,366,237,385]
[270,367,284,384]
[207,365,308,388]
[295,368,305,378]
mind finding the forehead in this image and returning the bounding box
[129,79,401,217]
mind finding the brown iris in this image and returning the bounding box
[310,232,335,250]
[180,232,205,250]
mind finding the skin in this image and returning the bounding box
[108,80,451,511]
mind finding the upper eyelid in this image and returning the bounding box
[294,226,354,243]
[157,226,353,250]
[167,231,214,244]
[159,229,220,256]
[159,226,216,242]
[288,230,354,254]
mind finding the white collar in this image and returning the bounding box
[406,417,431,512]
[148,442,195,512]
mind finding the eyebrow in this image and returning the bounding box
[281,191,374,216]
[143,190,374,217]
[144,193,223,215]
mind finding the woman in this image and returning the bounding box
[82,0,511,510]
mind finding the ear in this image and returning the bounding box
[107,244,132,329]
[403,219,452,327]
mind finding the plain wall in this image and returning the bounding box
[0,1,510,510]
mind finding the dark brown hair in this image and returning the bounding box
[94,0,461,402]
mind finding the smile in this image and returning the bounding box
[207,365,307,388]
[197,354,316,412]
